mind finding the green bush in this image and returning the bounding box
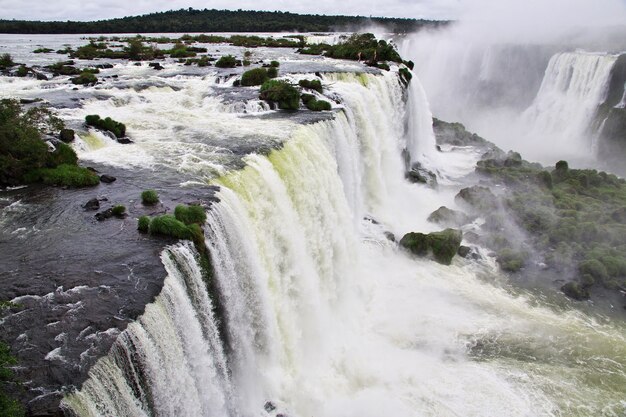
[16,65,28,77]
[0,342,24,417]
[266,67,278,78]
[112,205,126,217]
[240,68,269,86]
[270,60,280,67]
[137,215,150,232]
[305,98,331,111]
[26,164,100,187]
[496,249,526,272]
[149,215,192,239]
[141,189,159,205]
[70,71,98,85]
[174,204,206,225]
[259,80,300,110]
[0,53,14,69]
[85,115,126,138]
[298,79,322,93]
[215,55,237,68]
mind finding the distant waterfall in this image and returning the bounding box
[521,51,617,153]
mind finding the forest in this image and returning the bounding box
[0,8,448,34]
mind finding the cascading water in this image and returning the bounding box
[60,70,626,417]
[521,51,618,160]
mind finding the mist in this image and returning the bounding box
[401,0,626,168]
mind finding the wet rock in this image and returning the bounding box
[34,71,48,81]
[384,231,396,242]
[427,206,470,227]
[399,228,462,265]
[457,245,471,258]
[116,138,133,144]
[100,175,116,183]
[83,198,100,211]
[561,282,590,301]
[95,63,114,69]
[59,128,75,143]
[455,186,498,211]
[95,208,114,221]
[264,401,276,412]
[406,162,437,188]
[149,62,164,70]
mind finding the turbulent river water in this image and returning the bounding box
[1,33,626,416]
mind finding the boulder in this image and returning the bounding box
[116,138,133,144]
[83,198,100,211]
[427,206,470,227]
[59,128,75,143]
[149,62,164,70]
[399,228,462,265]
[95,208,114,221]
[457,245,471,258]
[405,162,437,187]
[455,186,498,211]
[100,174,116,183]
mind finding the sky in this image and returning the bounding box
[0,0,462,21]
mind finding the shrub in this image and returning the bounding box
[0,53,14,69]
[112,205,126,217]
[174,204,206,225]
[215,55,237,68]
[496,249,526,272]
[0,342,24,417]
[26,164,100,187]
[71,71,98,85]
[85,115,126,138]
[305,98,331,111]
[240,68,269,86]
[298,79,322,93]
[267,67,278,78]
[149,215,192,239]
[16,65,28,77]
[141,189,159,205]
[270,60,280,67]
[33,47,54,53]
[301,93,315,104]
[578,259,608,284]
[138,215,150,232]
[259,80,300,110]
[399,67,412,85]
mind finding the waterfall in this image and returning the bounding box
[60,70,626,417]
[522,51,618,153]
[62,243,233,417]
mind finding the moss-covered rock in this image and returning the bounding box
[85,115,126,138]
[59,128,75,143]
[455,186,498,211]
[149,215,192,239]
[298,79,323,93]
[496,248,527,272]
[141,189,159,205]
[561,282,590,301]
[215,55,237,68]
[240,67,269,86]
[399,228,462,265]
[70,71,98,85]
[174,204,207,225]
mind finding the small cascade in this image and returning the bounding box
[62,243,233,417]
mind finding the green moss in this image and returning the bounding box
[399,228,462,265]
[0,342,24,417]
[141,189,159,205]
[174,204,206,225]
[137,215,150,232]
[298,79,322,93]
[267,67,278,78]
[304,98,331,111]
[85,115,126,138]
[240,68,269,86]
[259,79,300,110]
[215,55,237,68]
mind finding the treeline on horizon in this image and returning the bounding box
[0,8,449,34]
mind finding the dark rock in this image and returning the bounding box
[95,208,114,221]
[133,62,142,66]
[427,206,470,227]
[611,207,626,223]
[59,128,75,143]
[406,162,437,188]
[455,186,498,211]
[436,145,442,152]
[264,402,276,412]
[83,198,100,211]
[399,228,462,265]
[561,282,590,301]
[457,245,471,258]
[116,138,133,144]
[86,167,99,173]
[19,98,43,104]
[95,63,114,69]
[100,175,116,183]
[149,62,164,70]
[384,231,396,242]
[34,71,48,81]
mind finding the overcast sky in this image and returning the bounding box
[0,0,462,21]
